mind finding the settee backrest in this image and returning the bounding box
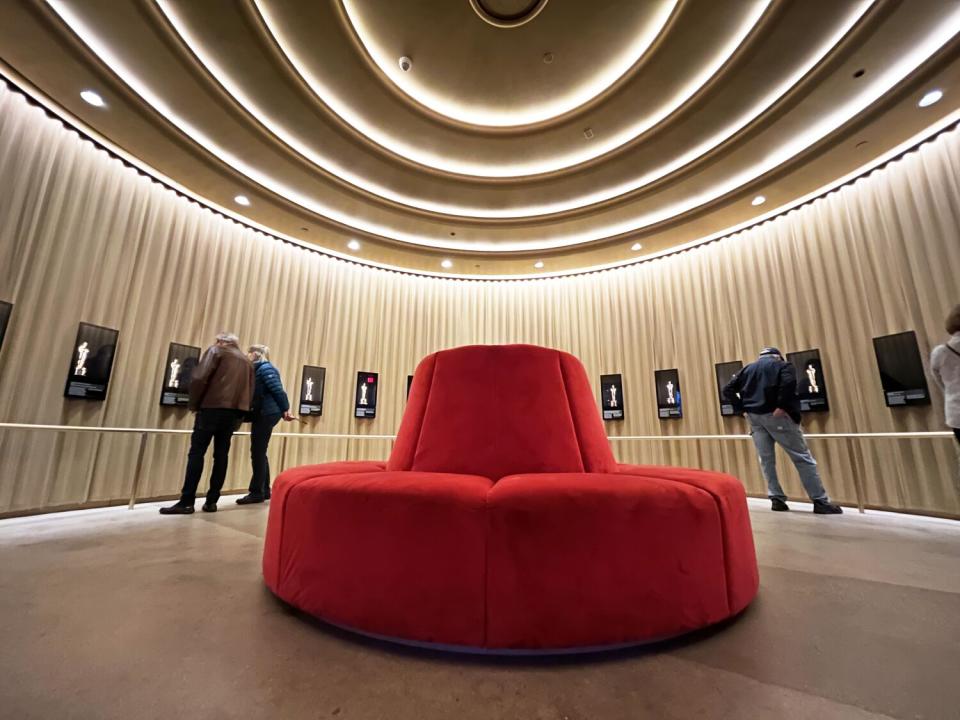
[388,345,617,479]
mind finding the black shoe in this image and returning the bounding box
[201,502,217,513]
[813,500,843,515]
[159,502,194,515]
[771,498,790,512]
[236,494,264,505]
[263,491,271,500]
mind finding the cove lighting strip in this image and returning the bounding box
[4,62,958,281]
[167,0,794,217]
[257,0,771,178]
[44,0,960,253]
[339,0,679,128]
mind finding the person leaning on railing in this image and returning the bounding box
[235,344,295,505]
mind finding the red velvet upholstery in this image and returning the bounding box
[275,471,490,645]
[487,473,729,648]
[388,345,617,477]
[264,344,758,651]
[615,464,760,616]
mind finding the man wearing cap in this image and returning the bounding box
[723,347,842,514]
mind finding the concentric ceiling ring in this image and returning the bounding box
[41,0,960,255]
[257,0,767,177]
[468,0,550,29]
[339,0,679,129]
[158,0,869,220]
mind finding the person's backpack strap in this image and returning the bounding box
[947,344,960,359]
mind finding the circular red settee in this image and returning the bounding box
[264,345,758,651]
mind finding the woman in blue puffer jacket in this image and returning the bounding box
[236,345,293,504]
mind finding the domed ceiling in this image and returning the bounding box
[1,0,959,277]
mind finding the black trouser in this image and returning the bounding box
[179,408,243,505]
[954,428,960,445]
[249,412,282,497]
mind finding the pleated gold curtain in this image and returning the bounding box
[0,82,958,517]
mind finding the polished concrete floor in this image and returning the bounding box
[0,498,958,720]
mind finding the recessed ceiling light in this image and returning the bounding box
[534,261,544,269]
[80,89,105,107]
[441,259,453,269]
[233,194,250,206]
[583,128,595,140]
[751,195,766,206]
[347,239,361,251]
[918,89,943,107]
[542,52,554,64]
[852,68,865,78]
[631,243,643,251]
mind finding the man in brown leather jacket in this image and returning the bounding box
[160,332,254,515]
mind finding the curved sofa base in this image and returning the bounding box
[264,461,759,651]
[270,594,753,656]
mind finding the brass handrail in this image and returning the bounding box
[0,423,952,514]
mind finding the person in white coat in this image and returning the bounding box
[930,304,960,448]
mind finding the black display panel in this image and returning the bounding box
[355,371,379,418]
[406,374,414,400]
[600,373,624,421]
[64,322,119,401]
[873,331,930,407]
[159,343,200,407]
[654,368,682,419]
[715,361,743,417]
[0,301,11,354]
[787,349,830,413]
[299,365,326,416]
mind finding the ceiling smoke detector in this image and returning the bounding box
[583,127,594,140]
[398,56,413,72]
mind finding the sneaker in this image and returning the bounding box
[235,494,265,505]
[159,502,194,515]
[201,502,217,513]
[770,498,790,512]
[813,500,843,515]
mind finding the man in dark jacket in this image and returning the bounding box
[160,332,254,515]
[723,347,842,514]
[236,345,293,505]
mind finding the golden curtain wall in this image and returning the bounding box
[0,83,958,517]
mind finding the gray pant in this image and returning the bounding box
[747,412,829,502]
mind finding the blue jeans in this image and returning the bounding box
[747,412,829,502]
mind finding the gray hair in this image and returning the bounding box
[216,332,240,347]
[248,344,270,361]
